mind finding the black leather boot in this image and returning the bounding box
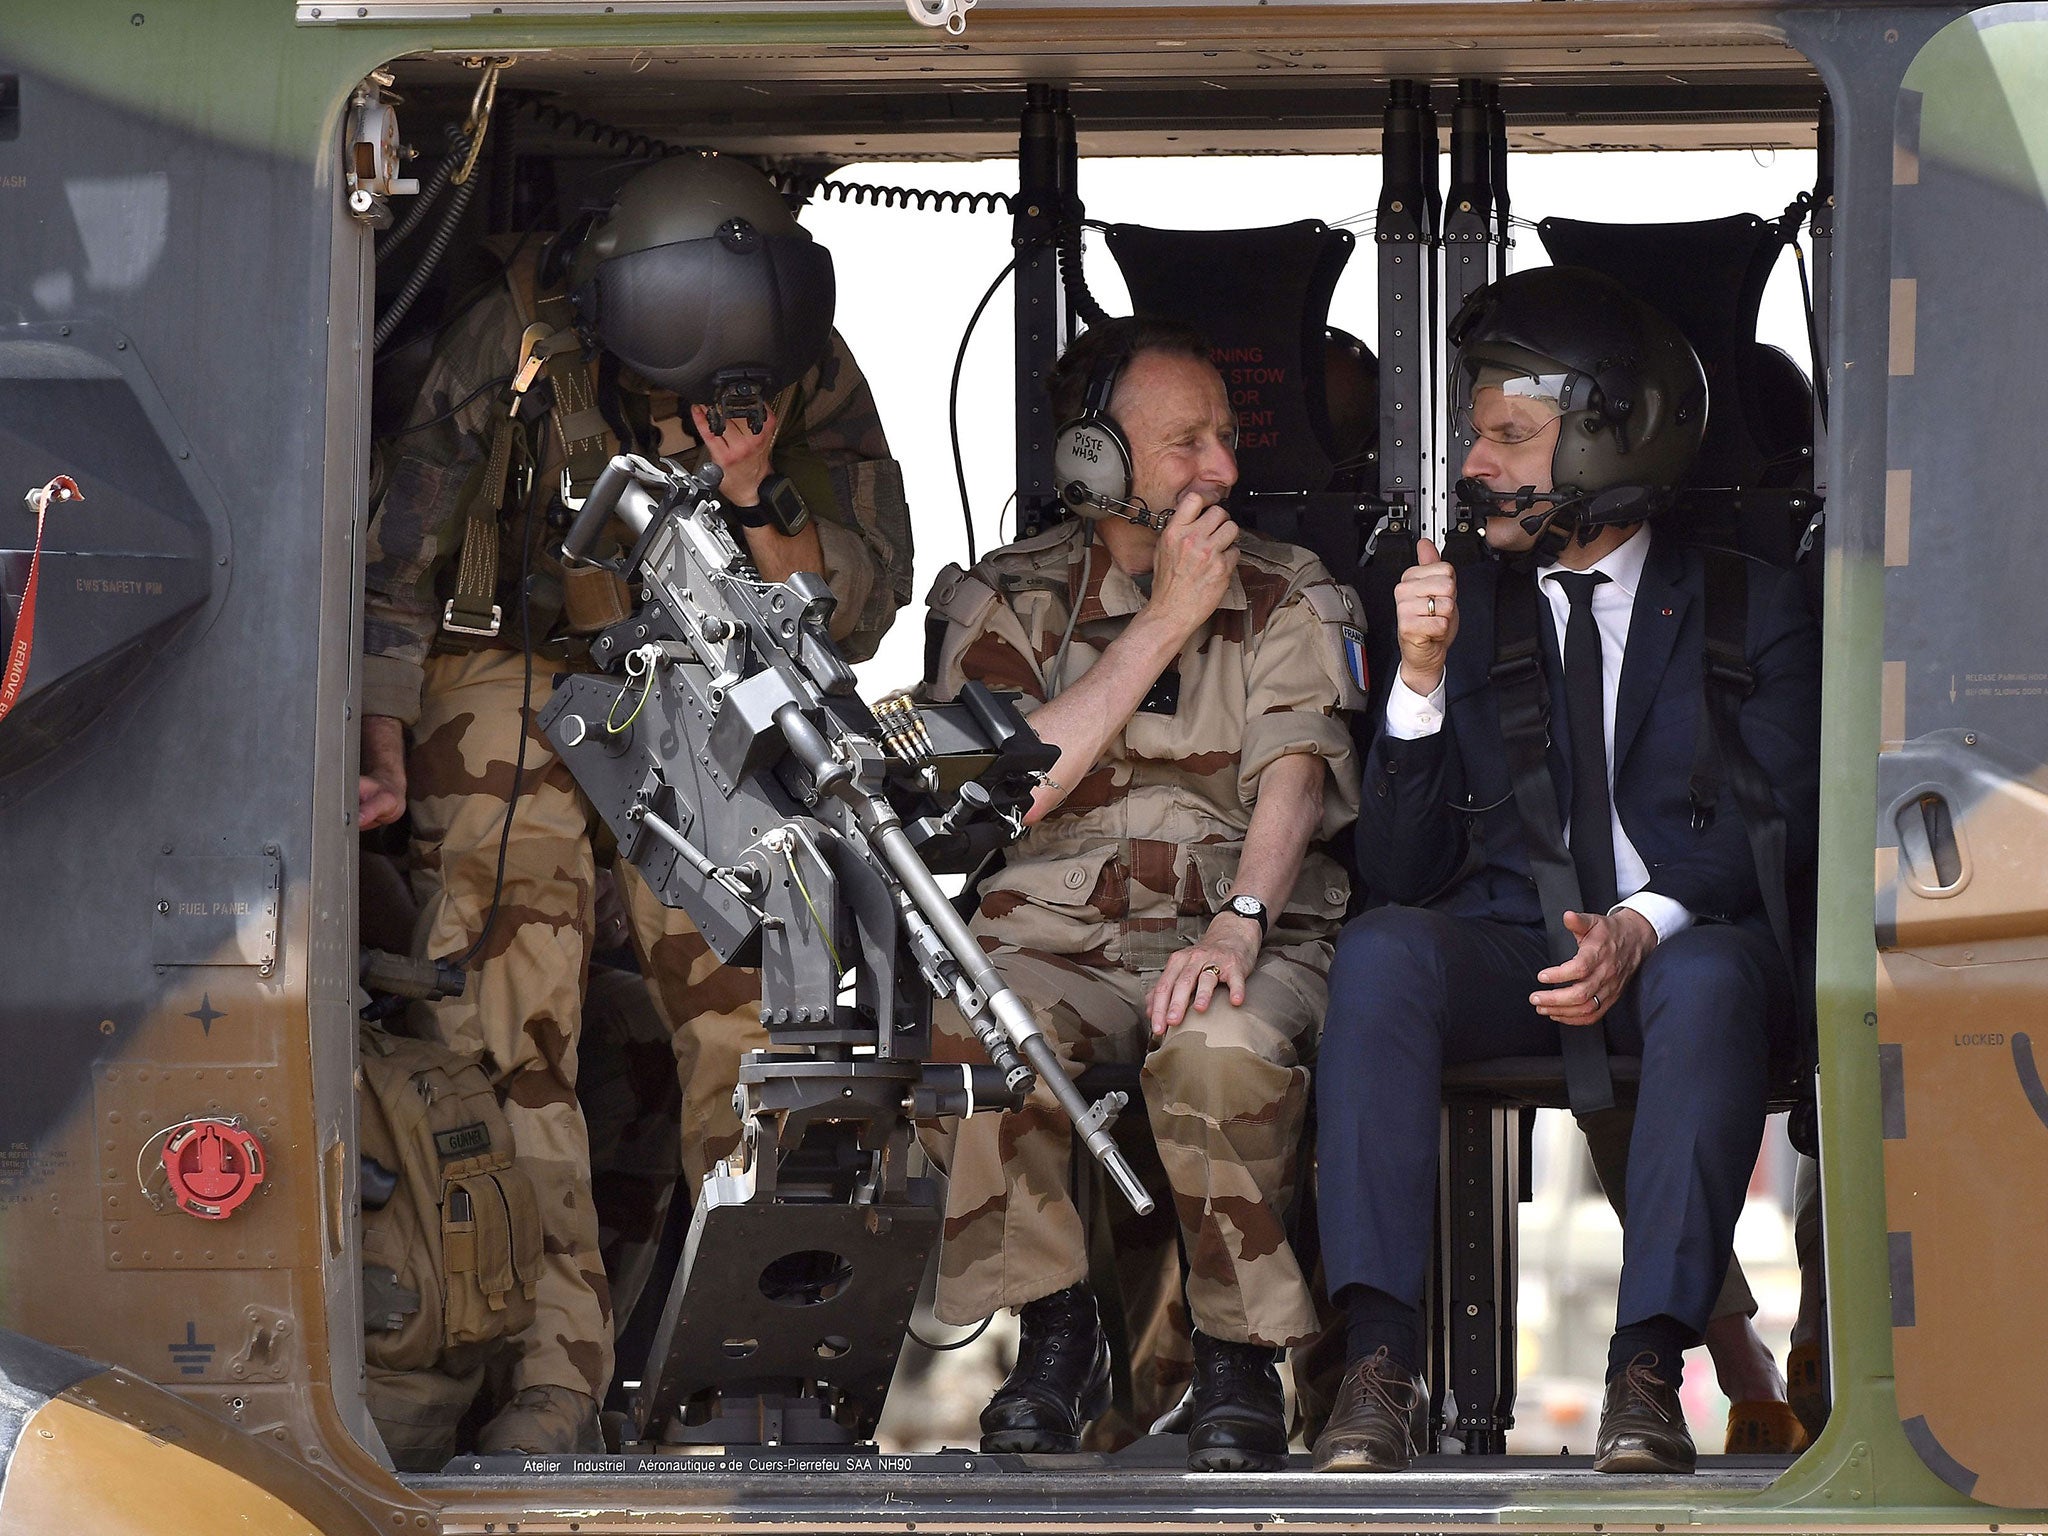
[1186,1331,1289,1472]
[979,1284,1112,1454]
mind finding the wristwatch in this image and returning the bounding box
[1227,892,1271,937]
[724,472,811,536]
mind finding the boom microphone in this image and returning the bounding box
[1061,483,1172,531]
[1454,477,1660,538]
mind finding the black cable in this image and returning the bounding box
[448,477,537,973]
[506,96,1011,216]
[373,130,480,352]
[1792,242,1828,431]
[798,179,1012,215]
[907,1315,993,1352]
[1057,220,1112,329]
[388,373,513,439]
[949,257,1017,567]
[513,96,696,162]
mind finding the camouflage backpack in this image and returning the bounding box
[357,1024,544,1371]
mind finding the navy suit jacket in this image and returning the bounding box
[1356,535,1821,939]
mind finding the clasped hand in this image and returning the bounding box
[1531,907,1657,1026]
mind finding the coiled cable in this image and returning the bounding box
[796,179,1012,215]
[373,126,479,351]
[1057,219,1112,329]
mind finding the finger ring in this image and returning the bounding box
[1427,595,1437,616]
[1199,964,1221,982]
[1591,993,1601,1009]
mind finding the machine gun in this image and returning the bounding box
[542,453,1152,1449]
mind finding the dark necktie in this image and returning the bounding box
[1552,570,1617,914]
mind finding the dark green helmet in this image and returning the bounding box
[1449,264,1707,501]
[568,154,835,404]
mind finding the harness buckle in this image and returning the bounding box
[1488,649,1543,689]
[442,599,503,639]
[1704,654,1757,697]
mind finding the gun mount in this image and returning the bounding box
[540,454,1152,1448]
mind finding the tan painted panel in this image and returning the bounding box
[1890,278,1918,376]
[1882,660,1907,750]
[20,1369,387,1534]
[1878,946,2048,1509]
[0,1394,324,1536]
[1878,745,2048,1507]
[97,1062,291,1272]
[1885,468,1913,567]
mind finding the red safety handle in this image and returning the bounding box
[0,476,83,729]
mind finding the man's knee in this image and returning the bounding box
[1635,927,1778,1041]
[1142,1015,1303,1123]
[1327,906,1451,1029]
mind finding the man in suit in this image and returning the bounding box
[1311,266,1820,1475]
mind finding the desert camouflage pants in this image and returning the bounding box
[933,940,1328,1349]
[409,650,769,1395]
[408,649,614,1402]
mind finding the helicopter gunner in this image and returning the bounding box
[356,153,911,1457]
[1311,266,1820,1475]
[923,316,1370,1473]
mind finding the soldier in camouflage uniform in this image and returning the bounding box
[356,155,910,1454]
[922,316,1368,1472]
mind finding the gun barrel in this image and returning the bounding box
[867,815,1155,1216]
[1015,1032,1153,1214]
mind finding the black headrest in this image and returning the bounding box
[1105,220,1357,495]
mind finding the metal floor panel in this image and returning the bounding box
[419,1445,1797,1527]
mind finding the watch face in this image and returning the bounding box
[1230,894,1263,919]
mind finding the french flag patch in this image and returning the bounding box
[1342,624,1369,691]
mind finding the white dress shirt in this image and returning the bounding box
[1383,525,1693,943]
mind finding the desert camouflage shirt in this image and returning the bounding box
[362,256,911,724]
[926,519,1368,969]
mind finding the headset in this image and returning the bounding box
[1050,346,1171,531]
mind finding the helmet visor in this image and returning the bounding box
[1459,364,1569,446]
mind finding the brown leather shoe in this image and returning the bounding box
[1593,1354,1696,1474]
[1310,1349,1428,1472]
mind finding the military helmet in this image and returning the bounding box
[567,153,836,403]
[1449,264,1707,499]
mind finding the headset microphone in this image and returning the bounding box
[1456,477,1659,537]
[1456,476,1662,569]
[1064,484,1169,531]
